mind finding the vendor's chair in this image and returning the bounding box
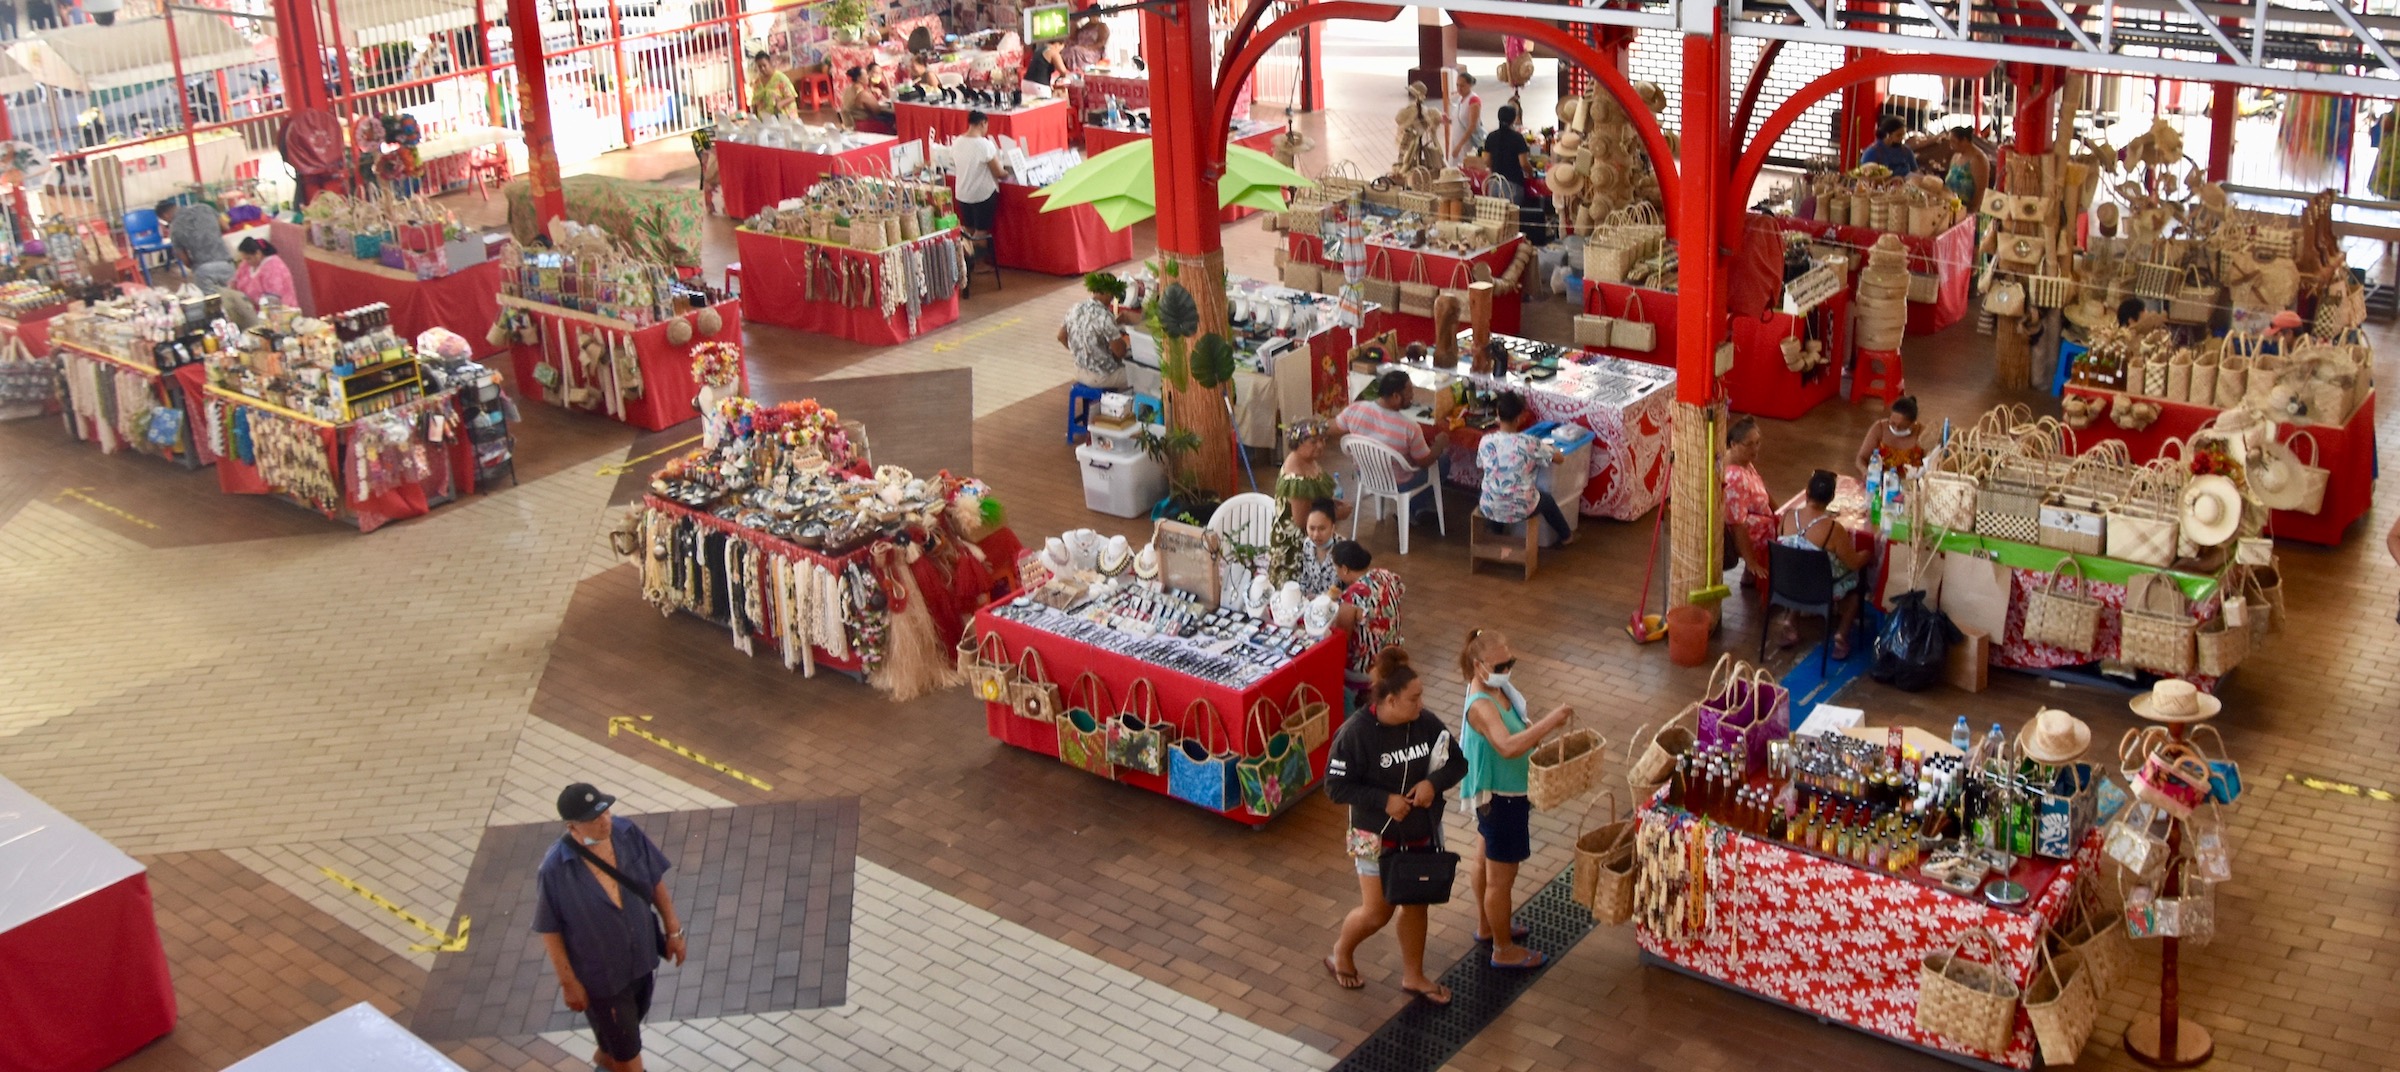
[1853,348,1905,407]
[1760,541,1856,674]
[1469,509,1540,580]
[121,209,171,284]
[1208,493,1281,593]
[1344,438,1443,554]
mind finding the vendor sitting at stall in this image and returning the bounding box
[1853,394,1925,475]
[844,67,897,133]
[1275,418,1351,525]
[232,238,298,309]
[1775,469,1871,657]
[749,53,796,118]
[1476,392,1572,547]
[1338,370,1440,528]
[1721,416,1776,582]
[159,199,231,279]
[1860,116,1917,177]
[1276,499,1343,597]
[1059,272,1137,391]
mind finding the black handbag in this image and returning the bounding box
[563,835,669,956]
[1374,739,1459,906]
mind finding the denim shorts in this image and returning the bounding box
[1476,795,1533,864]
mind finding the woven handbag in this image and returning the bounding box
[2104,464,2183,567]
[1570,791,1638,924]
[2027,273,2075,308]
[963,631,1016,703]
[1284,682,1331,754]
[1165,698,1239,812]
[1235,699,1310,817]
[2134,260,2178,300]
[2195,607,2249,677]
[1527,727,1606,810]
[2286,431,2331,515]
[1362,250,1400,310]
[2024,556,2102,652]
[1279,257,1323,294]
[1626,711,1694,797]
[2024,941,2098,1066]
[1107,678,1176,776]
[1399,254,1437,317]
[2058,878,2132,995]
[1614,290,1658,352]
[2167,267,2214,323]
[1574,313,1615,349]
[1008,647,1063,723]
[1974,453,2047,544]
[1054,672,1115,777]
[2119,571,2196,676]
[1917,927,2021,1056]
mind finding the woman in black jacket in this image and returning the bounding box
[1324,647,1466,1004]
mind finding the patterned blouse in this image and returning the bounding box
[1339,568,1405,676]
[1723,462,1778,557]
[1064,299,1130,388]
[1475,430,1546,524]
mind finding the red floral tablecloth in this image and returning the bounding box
[505,299,742,432]
[1638,811,2096,1070]
[897,98,1071,157]
[732,228,963,345]
[717,138,900,220]
[1777,215,1975,336]
[1584,281,1846,421]
[2061,386,2375,547]
[1440,364,1673,520]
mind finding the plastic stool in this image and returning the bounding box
[1067,382,1107,444]
[799,73,836,112]
[1853,348,1905,406]
[723,262,743,299]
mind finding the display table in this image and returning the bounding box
[1778,215,1975,336]
[1585,282,1847,421]
[1127,277,1369,448]
[1087,125,1280,221]
[1437,343,1675,520]
[716,137,900,220]
[732,228,964,345]
[2060,386,2375,547]
[55,341,204,468]
[898,98,1071,157]
[501,297,741,432]
[0,303,67,358]
[224,1003,463,1072]
[1637,801,2093,1071]
[284,239,506,361]
[973,603,1346,828]
[203,378,475,533]
[992,181,1133,275]
[0,773,177,1072]
[1284,233,1525,341]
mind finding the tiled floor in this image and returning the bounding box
[4,19,2398,1072]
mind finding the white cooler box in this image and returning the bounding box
[1076,440,1166,518]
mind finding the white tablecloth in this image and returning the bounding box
[222,1003,466,1072]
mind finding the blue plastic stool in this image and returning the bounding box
[1066,382,1107,444]
[2051,341,2086,398]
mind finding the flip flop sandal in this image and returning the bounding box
[1474,923,1532,946]
[1400,982,1453,1005]
[1488,949,1550,971]
[1323,956,1364,990]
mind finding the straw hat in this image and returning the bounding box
[2018,708,2092,765]
[1545,162,1586,197]
[1271,129,1316,168]
[2251,438,2311,510]
[2180,474,2243,547]
[2130,678,2222,722]
[2065,295,2117,331]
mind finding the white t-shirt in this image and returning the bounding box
[952,134,1000,204]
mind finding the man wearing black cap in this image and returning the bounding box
[534,784,684,1072]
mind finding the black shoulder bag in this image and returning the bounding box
[563,836,669,956]
[1378,730,1460,906]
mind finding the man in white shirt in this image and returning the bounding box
[951,111,1005,241]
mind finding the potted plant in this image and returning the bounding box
[1134,424,1220,525]
[1140,261,1240,523]
[824,0,870,43]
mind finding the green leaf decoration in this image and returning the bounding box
[1190,332,1235,389]
[1159,336,1191,392]
[1157,283,1200,339]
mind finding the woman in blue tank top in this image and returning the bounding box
[1458,628,1574,969]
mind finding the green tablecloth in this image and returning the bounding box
[1889,521,2226,601]
[505,176,704,267]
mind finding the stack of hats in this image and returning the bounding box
[1855,234,1912,351]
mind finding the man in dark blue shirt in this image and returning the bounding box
[1860,115,1917,177]
[534,784,684,1072]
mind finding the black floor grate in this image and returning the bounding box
[1331,869,1600,1072]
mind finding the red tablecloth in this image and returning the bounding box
[717,138,899,220]
[57,346,201,466]
[295,250,506,360]
[205,379,476,533]
[897,99,1071,157]
[1777,215,1975,336]
[993,182,1132,275]
[733,228,963,345]
[0,870,177,1072]
[1638,811,2094,1070]
[1287,234,1524,341]
[2061,386,2375,547]
[1440,362,1674,520]
[1085,126,1281,221]
[1584,282,1845,421]
[0,304,65,357]
[505,299,742,432]
[973,605,1347,828]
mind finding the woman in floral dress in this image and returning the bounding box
[1332,540,1404,709]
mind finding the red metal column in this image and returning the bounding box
[160,13,209,189]
[273,0,333,115]
[1144,1,1217,257]
[2207,83,2236,181]
[1674,25,1726,406]
[605,0,636,146]
[507,0,568,227]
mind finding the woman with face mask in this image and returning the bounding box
[1457,627,1573,969]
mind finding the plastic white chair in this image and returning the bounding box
[1343,437,1443,554]
[1207,492,1282,597]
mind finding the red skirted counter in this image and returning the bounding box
[1777,215,1975,337]
[502,297,741,432]
[291,244,506,360]
[993,181,1133,276]
[716,137,900,220]
[897,98,1071,157]
[0,774,177,1072]
[1284,233,1525,343]
[1585,282,1847,421]
[56,342,204,467]
[2061,386,2375,547]
[973,604,1347,828]
[1637,801,2095,1071]
[202,379,475,533]
[0,303,67,357]
[1085,125,1282,221]
[733,228,965,345]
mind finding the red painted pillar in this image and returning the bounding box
[1142,1,1217,258]
[273,0,333,115]
[506,0,567,228]
[2207,83,2236,181]
[1674,26,1726,407]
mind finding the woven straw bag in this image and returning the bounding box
[2104,463,2184,567]
[1008,648,1064,723]
[1284,682,1331,754]
[1574,313,1615,349]
[2057,879,2132,995]
[2024,942,2099,1066]
[1399,255,1436,317]
[961,631,1016,702]
[2024,557,2102,652]
[1362,250,1401,310]
[1570,791,1639,925]
[1917,927,2021,1056]
[1528,727,1607,810]
[2119,571,2196,676]
[1626,711,1694,795]
[1975,452,2048,544]
[2195,606,2250,677]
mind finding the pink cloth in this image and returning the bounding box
[233,255,299,308]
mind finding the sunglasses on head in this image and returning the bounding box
[1490,658,1517,674]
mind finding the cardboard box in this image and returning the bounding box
[1945,626,1990,693]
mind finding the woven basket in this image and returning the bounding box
[2024,944,2099,1066]
[1974,460,2047,544]
[1008,648,1064,723]
[1626,710,1693,793]
[2024,557,2102,652]
[1571,792,1639,925]
[1283,683,1331,754]
[1528,727,1607,810]
[2120,572,2196,676]
[2195,609,2249,677]
[1917,927,2022,1056]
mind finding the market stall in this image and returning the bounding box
[271,195,505,360]
[1122,274,1370,450]
[0,773,177,1072]
[898,98,1072,157]
[1430,335,1675,521]
[1778,214,1974,337]
[734,179,966,345]
[200,303,477,532]
[492,235,736,431]
[50,293,213,467]
[0,280,70,358]
[503,175,708,268]
[620,397,1020,699]
[1779,174,1975,337]
[1583,282,1847,421]
[994,180,1133,275]
[714,133,901,220]
[967,525,1345,827]
[1284,233,1525,341]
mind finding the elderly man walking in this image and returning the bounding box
[534,784,686,1072]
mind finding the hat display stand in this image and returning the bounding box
[2121,681,2225,1068]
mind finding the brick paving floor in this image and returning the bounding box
[2,19,2396,1072]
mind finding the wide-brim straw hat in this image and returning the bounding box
[2065,296,2117,331]
[2251,438,2311,510]
[2130,679,2222,722]
[1546,162,1587,196]
[2018,708,2093,765]
[2181,474,2243,547]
